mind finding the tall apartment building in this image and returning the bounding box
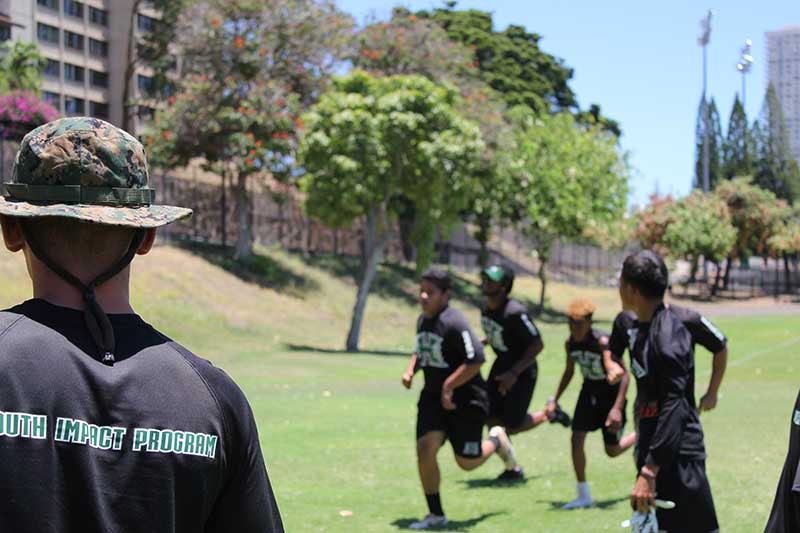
[767,26,800,163]
[0,0,159,132]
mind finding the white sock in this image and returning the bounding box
[577,481,591,499]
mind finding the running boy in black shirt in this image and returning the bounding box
[546,298,636,509]
[480,265,570,480]
[620,250,718,532]
[402,269,516,530]
[765,389,800,532]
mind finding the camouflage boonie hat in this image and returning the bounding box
[0,117,191,228]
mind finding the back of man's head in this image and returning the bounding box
[621,249,669,300]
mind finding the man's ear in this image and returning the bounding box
[0,215,25,253]
[136,228,157,256]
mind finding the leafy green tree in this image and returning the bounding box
[508,108,629,310]
[0,41,47,94]
[694,97,723,190]
[147,0,353,260]
[753,83,800,203]
[299,71,484,351]
[633,194,677,258]
[662,191,737,293]
[722,95,752,180]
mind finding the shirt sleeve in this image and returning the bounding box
[644,316,693,469]
[203,371,284,532]
[609,312,632,358]
[507,312,541,348]
[683,311,727,354]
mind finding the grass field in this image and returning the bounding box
[0,243,795,531]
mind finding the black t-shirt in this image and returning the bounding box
[566,328,618,393]
[0,299,283,532]
[609,305,727,359]
[766,389,800,532]
[480,298,540,376]
[631,304,706,469]
[416,305,487,411]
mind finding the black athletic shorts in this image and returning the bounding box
[652,459,719,532]
[487,369,536,429]
[572,383,626,445]
[416,392,486,458]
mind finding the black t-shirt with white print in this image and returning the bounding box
[0,299,283,533]
[480,298,540,377]
[631,304,706,469]
[609,305,727,360]
[765,389,800,532]
[416,305,487,412]
[566,328,619,394]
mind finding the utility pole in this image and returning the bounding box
[698,10,714,193]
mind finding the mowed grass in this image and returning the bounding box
[0,243,796,531]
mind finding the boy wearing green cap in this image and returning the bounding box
[480,264,571,480]
[0,118,283,531]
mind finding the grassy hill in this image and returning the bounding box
[0,243,796,531]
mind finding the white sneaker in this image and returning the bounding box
[489,426,517,470]
[409,514,448,530]
[562,495,594,509]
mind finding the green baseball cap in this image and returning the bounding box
[0,117,191,228]
[482,265,506,282]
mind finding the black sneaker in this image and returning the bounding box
[496,467,524,482]
[549,404,571,427]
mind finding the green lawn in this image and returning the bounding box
[0,244,794,531]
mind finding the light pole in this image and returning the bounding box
[737,39,754,108]
[698,9,714,194]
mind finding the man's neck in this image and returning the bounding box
[486,294,507,311]
[633,298,662,323]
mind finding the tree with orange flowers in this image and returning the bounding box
[147,0,353,261]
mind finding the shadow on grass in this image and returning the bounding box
[172,240,318,298]
[459,475,536,489]
[538,495,627,511]
[284,343,408,357]
[391,511,505,531]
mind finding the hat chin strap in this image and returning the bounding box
[18,224,146,367]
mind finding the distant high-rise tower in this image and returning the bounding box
[767,26,800,163]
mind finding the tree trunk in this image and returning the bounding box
[220,167,227,247]
[474,213,491,269]
[233,172,253,262]
[711,261,723,296]
[784,253,791,293]
[121,0,143,133]
[346,206,388,352]
[722,254,733,289]
[537,258,547,314]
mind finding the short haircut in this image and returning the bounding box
[621,249,669,300]
[20,217,138,269]
[421,268,451,292]
[566,298,596,320]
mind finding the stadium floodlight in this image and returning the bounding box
[736,39,754,107]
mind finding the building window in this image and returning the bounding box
[137,14,154,32]
[64,63,84,83]
[89,38,108,57]
[37,23,59,44]
[63,0,84,19]
[138,105,155,121]
[37,0,58,10]
[64,31,84,51]
[90,101,109,119]
[43,91,61,107]
[89,6,108,26]
[64,97,85,115]
[44,59,60,78]
[137,75,153,97]
[0,25,10,43]
[90,70,108,87]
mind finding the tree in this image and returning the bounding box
[722,95,752,180]
[147,0,353,261]
[753,83,800,203]
[662,191,737,294]
[0,41,47,95]
[508,108,629,310]
[694,97,723,190]
[299,71,484,351]
[633,194,676,258]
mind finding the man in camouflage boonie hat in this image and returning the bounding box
[0,117,283,532]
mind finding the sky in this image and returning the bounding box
[337,0,800,208]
